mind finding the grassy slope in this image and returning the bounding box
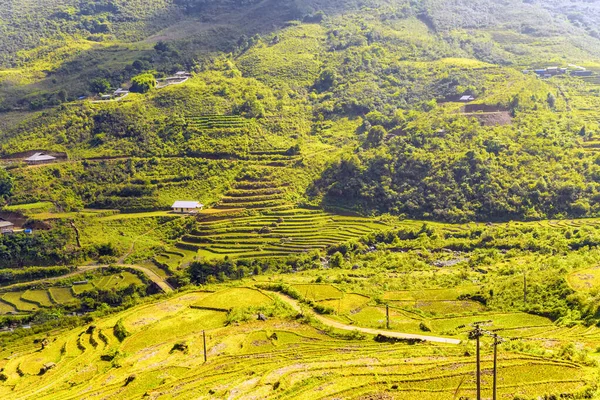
[0,283,597,399]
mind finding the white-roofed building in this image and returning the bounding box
[25,153,57,165]
[0,220,14,234]
[171,201,204,214]
[459,95,475,102]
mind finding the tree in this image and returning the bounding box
[547,92,556,109]
[0,169,13,200]
[240,98,265,118]
[366,125,387,147]
[154,41,172,53]
[314,69,337,92]
[329,252,344,268]
[89,78,111,94]
[130,73,156,94]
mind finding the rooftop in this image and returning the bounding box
[172,201,203,209]
[25,152,56,162]
[0,220,14,228]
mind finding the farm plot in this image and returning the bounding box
[185,115,249,130]
[319,293,370,314]
[0,282,596,400]
[292,284,343,301]
[1,292,38,312]
[21,290,53,307]
[48,287,77,304]
[192,288,273,311]
[383,286,479,301]
[71,283,95,294]
[0,300,16,314]
[383,287,485,316]
[179,208,389,259]
[567,265,600,291]
[430,312,554,334]
[407,300,485,315]
[93,272,143,290]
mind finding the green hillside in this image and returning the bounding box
[4,0,600,398]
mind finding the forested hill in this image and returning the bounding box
[3,0,600,221]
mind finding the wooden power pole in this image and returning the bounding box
[476,328,481,400]
[386,304,390,329]
[493,334,498,400]
[469,324,484,400]
[523,272,527,305]
[203,330,207,363]
[469,323,504,400]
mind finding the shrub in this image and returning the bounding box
[130,73,156,93]
[113,319,129,342]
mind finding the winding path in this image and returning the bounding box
[119,263,174,293]
[270,291,462,345]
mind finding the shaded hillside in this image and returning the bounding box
[3,1,600,221]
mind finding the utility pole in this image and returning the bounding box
[493,334,498,400]
[476,327,481,400]
[203,330,207,363]
[386,304,390,329]
[469,324,484,400]
[523,272,527,305]
[468,322,504,400]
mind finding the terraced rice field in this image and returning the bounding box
[213,169,293,211]
[177,208,388,259]
[93,272,142,290]
[193,288,273,311]
[0,272,144,314]
[48,287,77,304]
[21,290,54,307]
[186,115,249,130]
[567,266,600,291]
[0,290,594,400]
[319,293,370,314]
[292,284,343,301]
[1,291,38,312]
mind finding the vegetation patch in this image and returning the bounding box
[192,288,273,311]
[291,284,343,301]
[567,266,600,291]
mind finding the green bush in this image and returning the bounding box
[113,319,129,342]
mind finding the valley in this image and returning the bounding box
[4,0,600,398]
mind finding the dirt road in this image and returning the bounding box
[270,291,462,345]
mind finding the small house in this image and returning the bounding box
[175,71,191,77]
[459,95,475,102]
[0,220,14,234]
[572,70,593,77]
[113,88,129,96]
[25,152,56,165]
[171,201,204,214]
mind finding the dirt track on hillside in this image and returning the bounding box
[270,292,462,345]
